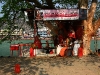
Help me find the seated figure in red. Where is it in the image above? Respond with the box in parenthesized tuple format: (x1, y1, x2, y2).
(34, 36, 42, 49)
(68, 30, 76, 42)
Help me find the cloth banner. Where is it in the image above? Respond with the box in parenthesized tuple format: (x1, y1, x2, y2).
(36, 9, 79, 20)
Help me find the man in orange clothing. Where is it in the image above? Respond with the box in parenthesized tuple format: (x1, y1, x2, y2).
(59, 38, 69, 57)
(59, 47, 67, 57)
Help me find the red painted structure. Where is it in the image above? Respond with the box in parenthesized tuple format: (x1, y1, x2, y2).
(10, 44, 19, 56)
(10, 44, 30, 56)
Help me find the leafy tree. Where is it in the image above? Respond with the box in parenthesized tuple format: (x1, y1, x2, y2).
(0, 0, 100, 55)
(0, 0, 77, 40)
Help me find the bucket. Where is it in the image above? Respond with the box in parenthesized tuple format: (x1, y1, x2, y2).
(14, 64, 21, 74)
(78, 47, 83, 58)
(30, 47, 35, 57)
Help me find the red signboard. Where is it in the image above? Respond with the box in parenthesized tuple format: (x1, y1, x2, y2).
(36, 9, 79, 20)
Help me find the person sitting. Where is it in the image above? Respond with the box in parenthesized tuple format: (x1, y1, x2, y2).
(64, 37, 73, 57)
(73, 40, 80, 56)
(59, 46, 67, 57)
(43, 40, 50, 54)
(59, 38, 68, 57)
(45, 40, 49, 48)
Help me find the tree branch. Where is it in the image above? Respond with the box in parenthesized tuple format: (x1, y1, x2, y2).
(26, 0, 55, 9)
(78, 0, 88, 9)
(25, 1, 35, 9)
(87, 0, 97, 22)
(44, 21, 58, 35)
(26, 0, 43, 8)
(26, 0, 42, 6)
(45, 0, 55, 9)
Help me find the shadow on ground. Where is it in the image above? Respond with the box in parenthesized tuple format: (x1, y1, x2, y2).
(0, 55, 100, 75)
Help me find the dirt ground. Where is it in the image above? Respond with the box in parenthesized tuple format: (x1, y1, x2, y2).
(0, 55, 100, 75)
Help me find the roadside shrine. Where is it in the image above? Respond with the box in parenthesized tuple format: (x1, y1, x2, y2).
(10, 9, 87, 57)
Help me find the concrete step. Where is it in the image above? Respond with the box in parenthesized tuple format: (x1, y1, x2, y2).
(22, 52, 57, 57)
(36, 54, 57, 57)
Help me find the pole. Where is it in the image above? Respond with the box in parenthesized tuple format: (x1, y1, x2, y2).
(94, 33, 98, 53)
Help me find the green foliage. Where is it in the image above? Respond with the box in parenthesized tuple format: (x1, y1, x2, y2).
(0, 0, 79, 28)
(94, 1, 100, 20)
(1, 0, 27, 19)
(0, 0, 88, 43)
(0, 0, 28, 42)
(54, 0, 78, 5)
(0, 0, 79, 19)
(54, 0, 78, 8)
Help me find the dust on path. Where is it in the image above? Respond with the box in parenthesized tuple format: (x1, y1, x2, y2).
(0, 55, 100, 75)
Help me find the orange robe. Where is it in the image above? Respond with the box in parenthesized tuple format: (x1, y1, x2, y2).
(68, 32, 76, 38)
(59, 47, 67, 57)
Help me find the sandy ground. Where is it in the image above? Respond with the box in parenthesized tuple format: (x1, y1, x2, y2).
(0, 55, 100, 75)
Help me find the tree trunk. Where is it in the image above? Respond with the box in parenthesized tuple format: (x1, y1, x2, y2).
(83, 31, 92, 55)
(44, 21, 58, 35)
(79, 0, 97, 56)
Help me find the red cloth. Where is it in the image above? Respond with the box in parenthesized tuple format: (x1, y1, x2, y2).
(10, 45, 19, 50)
(68, 32, 76, 38)
(50, 50, 53, 54)
(34, 41, 42, 49)
(78, 47, 83, 58)
(30, 47, 34, 57)
(34, 37, 42, 49)
(59, 47, 67, 57)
